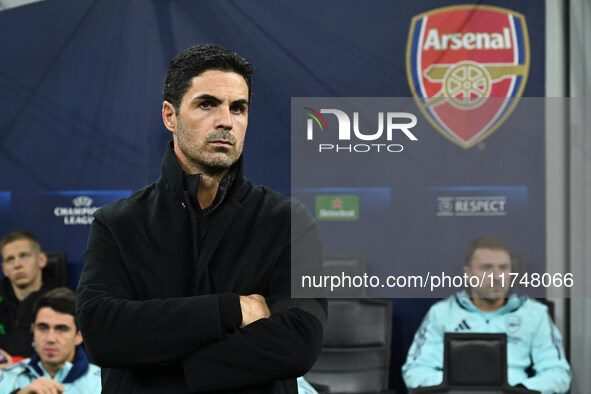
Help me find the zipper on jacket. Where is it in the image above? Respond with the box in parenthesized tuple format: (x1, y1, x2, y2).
(183, 191, 201, 264)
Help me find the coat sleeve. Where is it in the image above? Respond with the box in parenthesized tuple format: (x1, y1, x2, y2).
(179, 200, 327, 392)
(181, 303, 325, 392)
(520, 307, 571, 394)
(0, 363, 29, 394)
(402, 306, 445, 389)
(76, 210, 228, 367)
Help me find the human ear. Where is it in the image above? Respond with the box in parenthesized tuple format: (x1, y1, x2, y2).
(162, 101, 177, 133)
(38, 252, 47, 269)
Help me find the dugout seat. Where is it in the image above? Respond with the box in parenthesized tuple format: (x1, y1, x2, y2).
(306, 298, 393, 393)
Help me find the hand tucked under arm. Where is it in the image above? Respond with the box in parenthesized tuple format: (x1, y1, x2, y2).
(239, 294, 271, 327)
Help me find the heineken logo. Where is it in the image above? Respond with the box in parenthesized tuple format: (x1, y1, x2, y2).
(315, 195, 359, 221)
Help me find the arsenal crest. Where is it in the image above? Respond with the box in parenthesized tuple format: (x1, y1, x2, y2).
(406, 5, 530, 148)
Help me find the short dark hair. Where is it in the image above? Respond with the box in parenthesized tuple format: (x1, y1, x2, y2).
(163, 44, 253, 112)
(1, 230, 42, 254)
(464, 235, 511, 266)
(33, 287, 78, 330)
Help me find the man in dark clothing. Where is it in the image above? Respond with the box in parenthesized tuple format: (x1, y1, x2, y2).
(76, 44, 326, 393)
(0, 231, 57, 365)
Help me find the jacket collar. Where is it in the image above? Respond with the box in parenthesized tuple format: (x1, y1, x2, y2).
(28, 345, 90, 383)
(454, 290, 525, 314)
(0, 276, 57, 304)
(156, 141, 245, 194)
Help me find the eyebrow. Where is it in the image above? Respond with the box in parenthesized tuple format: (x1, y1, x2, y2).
(193, 94, 249, 107)
(3, 252, 27, 261)
(35, 323, 71, 329)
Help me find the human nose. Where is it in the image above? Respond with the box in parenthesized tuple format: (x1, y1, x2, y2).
(492, 268, 505, 282)
(45, 329, 58, 343)
(214, 106, 233, 130)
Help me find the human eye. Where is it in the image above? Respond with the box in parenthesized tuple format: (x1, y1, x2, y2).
(56, 326, 70, 333)
(230, 103, 247, 114)
(35, 324, 49, 332)
(198, 100, 214, 109)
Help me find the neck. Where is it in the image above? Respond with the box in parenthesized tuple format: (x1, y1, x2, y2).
(173, 149, 229, 209)
(471, 296, 505, 312)
(42, 360, 66, 378)
(12, 279, 42, 302)
(40, 346, 76, 378)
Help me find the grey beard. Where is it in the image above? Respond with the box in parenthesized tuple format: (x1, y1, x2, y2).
(198, 158, 233, 177)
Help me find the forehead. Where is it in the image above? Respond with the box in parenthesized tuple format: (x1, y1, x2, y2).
(35, 307, 76, 328)
(471, 248, 511, 265)
(183, 70, 249, 101)
(2, 239, 35, 257)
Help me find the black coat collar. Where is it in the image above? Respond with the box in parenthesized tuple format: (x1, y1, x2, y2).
(156, 141, 245, 194)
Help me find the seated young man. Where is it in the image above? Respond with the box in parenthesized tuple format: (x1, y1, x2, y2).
(402, 235, 571, 394)
(0, 287, 100, 394)
(0, 231, 59, 364)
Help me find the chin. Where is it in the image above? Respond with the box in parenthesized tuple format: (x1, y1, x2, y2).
(478, 291, 503, 301)
(201, 156, 239, 172)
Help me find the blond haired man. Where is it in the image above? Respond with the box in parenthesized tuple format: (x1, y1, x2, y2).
(0, 231, 57, 365)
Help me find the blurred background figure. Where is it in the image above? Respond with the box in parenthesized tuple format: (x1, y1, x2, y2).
(0, 287, 100, 394)
(0, 231, 59, 368)
(403, 235, 571, 393)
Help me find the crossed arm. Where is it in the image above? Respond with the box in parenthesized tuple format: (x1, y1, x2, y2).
(76, 208, 326, 392)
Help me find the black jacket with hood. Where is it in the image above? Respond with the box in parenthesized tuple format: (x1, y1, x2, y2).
(76, 142, 326, 393)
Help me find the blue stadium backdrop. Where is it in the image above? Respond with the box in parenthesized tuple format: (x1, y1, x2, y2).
(0, 1, 544, 392)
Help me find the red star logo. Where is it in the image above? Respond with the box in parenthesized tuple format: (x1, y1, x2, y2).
(331, 197, 343, 209)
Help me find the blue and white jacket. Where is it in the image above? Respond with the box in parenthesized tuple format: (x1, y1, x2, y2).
(402, 292, 571, 394)
(0, 346, 100, 394)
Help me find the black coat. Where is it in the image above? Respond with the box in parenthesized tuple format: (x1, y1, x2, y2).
(0, 275, 58, 357)
(76, 143, 326, 393)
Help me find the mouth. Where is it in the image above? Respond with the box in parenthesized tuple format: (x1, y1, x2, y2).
(14, 273, 26, 280)
(490, 287, 506, 295)
(209, 140, 234, 147)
